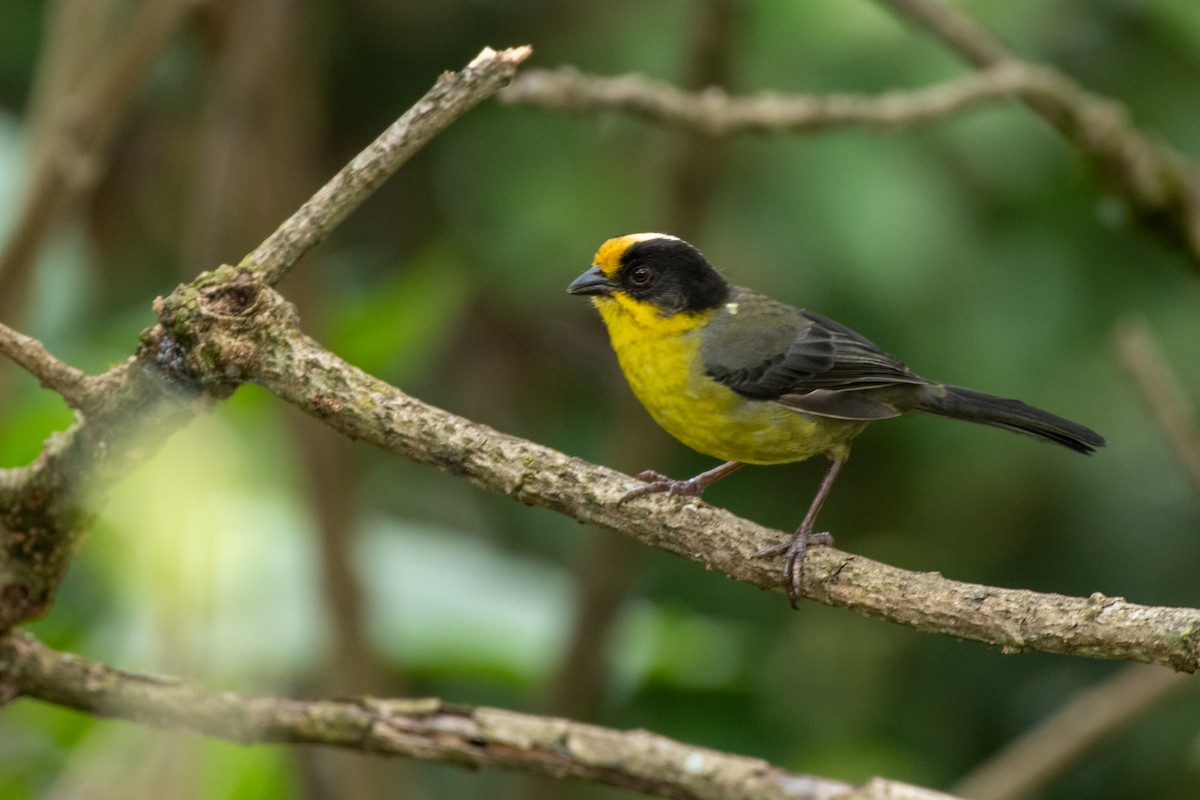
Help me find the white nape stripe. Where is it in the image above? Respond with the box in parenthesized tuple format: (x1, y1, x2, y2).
(625, 232, 681, 244)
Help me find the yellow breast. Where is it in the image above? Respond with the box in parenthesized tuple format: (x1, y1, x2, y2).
(594, 294, 865, 465)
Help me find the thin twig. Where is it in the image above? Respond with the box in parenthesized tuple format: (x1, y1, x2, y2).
(0, 630, 964, 800)
(1115, 317, 1200, 496)
(952, 664, 1195, 800)
(0, 321, 92, 409)
(240, 45, 532, 285)
(502, 62, 1064, 137)
(875, 0, 1011, 67)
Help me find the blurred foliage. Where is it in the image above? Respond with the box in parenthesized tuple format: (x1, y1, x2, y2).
(2, 1, 1200, 799)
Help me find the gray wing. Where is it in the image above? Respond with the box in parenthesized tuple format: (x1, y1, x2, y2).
(702, 291, 927, 421)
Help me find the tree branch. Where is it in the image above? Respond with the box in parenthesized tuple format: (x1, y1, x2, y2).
(951, 664, 1194, 800)
(145, 270, 1200, 672)
(505, 9, 1200, 267)
(501, 62, 1066, 136)
(1, 33, 1195, 685)
(4, 29, 1186, 799)
(0, 320, 93, 409)
(1115, 317, 1200, 496)
(0, 46, 531, 631)
(0, 630, 964, 800)
(875, 0, 1012, 68)
(875, 0, 1200, 265)
(240, 45, 531, 285)
(0, 354, 198, 629)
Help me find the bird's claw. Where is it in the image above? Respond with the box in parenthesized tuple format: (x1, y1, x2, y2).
(754, 529, 834, 608)
(619, 472, 700, 503)
(618, 470, 707, 504)
(617, 462, 744, 505)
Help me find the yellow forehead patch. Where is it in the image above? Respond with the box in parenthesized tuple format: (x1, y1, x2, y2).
(593, 232, 678, 276)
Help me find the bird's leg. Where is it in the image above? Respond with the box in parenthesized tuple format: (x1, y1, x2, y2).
(754, 455, 845, 608)
(619, 460, 744, 504)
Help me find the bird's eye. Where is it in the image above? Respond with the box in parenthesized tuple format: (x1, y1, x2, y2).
(630, 266, 652, 285)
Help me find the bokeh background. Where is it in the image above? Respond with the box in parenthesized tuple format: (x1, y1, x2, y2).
(1, 1, 1199, 798)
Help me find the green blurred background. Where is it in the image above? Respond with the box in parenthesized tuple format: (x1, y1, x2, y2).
(1, 1, 1198, 798)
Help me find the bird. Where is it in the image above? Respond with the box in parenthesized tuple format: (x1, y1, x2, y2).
(567, 232, 1105, 607)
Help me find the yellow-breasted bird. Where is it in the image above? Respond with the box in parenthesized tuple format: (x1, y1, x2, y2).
(568, 233, 1105, 607)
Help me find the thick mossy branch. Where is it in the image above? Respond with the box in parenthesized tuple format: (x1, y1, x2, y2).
(0, 360, 199, 629)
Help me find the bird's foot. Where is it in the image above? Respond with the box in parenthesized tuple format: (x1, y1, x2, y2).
(753, 527, 835, 609)
(618, 470, 708, 504)
(618, 461, 744, 505)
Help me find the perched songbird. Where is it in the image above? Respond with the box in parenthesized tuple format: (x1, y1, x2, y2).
(568, 233, 1104, 606)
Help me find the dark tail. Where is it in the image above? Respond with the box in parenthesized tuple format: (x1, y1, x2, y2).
(918, 385, 1105, 454)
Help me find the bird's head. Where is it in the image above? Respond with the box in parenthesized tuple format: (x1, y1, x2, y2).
(567, 233, 729, 319)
